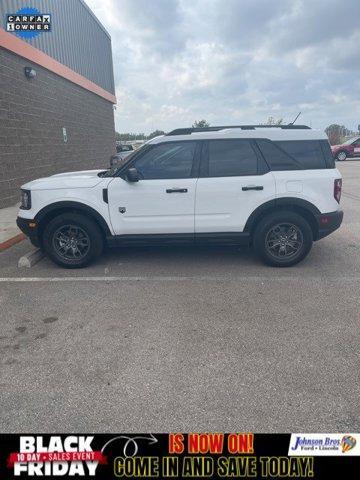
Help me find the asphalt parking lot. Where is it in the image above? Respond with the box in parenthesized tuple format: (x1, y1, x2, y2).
(0, 161, 359, 433)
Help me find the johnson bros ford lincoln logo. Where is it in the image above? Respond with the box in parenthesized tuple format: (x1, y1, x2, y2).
(288, 433, 359, 456)
(6, 7, 51, 39)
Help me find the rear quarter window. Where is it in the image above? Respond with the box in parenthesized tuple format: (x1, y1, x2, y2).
(275, 140, 326, 169)
(256, 139, 301, 171)
(319, 140, 335, 168)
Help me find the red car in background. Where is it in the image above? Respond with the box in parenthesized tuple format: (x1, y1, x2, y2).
(331, 136, 360, 161)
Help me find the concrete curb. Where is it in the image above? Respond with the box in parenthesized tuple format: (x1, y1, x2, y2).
(18, 249, 44, 268)
(0, 233, 25, 252)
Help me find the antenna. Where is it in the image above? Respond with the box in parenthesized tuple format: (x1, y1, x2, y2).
(289, 112, 301, 125)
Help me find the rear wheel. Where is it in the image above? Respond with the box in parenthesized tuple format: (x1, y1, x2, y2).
(336, 150, 347, 161)
(253, 211, 313, 267)
(42, 213, 103, 268)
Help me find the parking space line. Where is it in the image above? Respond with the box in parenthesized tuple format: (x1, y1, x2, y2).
(0, 275, 359, 282)
(1, 276, 264, 282)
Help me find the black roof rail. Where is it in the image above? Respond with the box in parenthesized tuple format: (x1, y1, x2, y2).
(166, 125, 311, 136)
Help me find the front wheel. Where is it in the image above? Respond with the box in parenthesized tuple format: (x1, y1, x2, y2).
(42, 213, 103, 268)
(336, 150, 347, 161)
(253, 211, 313, 267)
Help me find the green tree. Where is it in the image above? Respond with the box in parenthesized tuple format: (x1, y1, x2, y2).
(192, 119, 210, 128)
(148, 130, 165, 139)
(266, 116, 283, 125)
(115, 132, 147, 142)
(325, 124, 352, 145)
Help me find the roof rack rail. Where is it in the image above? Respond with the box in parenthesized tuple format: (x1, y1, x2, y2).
(166, 125, 311, 136)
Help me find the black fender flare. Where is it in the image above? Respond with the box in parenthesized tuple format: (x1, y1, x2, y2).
(244, 198, 321, 233)
(35, 201, 112, 237)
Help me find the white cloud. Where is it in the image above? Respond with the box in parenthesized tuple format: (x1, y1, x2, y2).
(86, 0, 360, 133)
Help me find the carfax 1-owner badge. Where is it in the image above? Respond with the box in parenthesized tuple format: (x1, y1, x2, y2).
(6, 7, 51, 39)
(7, 436, 106, 476)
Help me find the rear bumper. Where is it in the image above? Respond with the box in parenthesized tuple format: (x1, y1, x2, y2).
(16, 217, 40, 247)
(315, 210, 343, 240)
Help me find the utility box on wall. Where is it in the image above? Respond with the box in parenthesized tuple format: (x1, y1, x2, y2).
(62, 128, 68, 143)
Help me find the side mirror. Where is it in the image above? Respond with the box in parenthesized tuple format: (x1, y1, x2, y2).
(126, 167, 140, 182)
(110, 154, 119, 167)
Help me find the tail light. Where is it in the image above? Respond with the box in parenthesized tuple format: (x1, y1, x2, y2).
(334, 178, 342, 203)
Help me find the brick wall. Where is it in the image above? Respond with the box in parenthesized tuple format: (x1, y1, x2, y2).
(0, 47, 116, 208)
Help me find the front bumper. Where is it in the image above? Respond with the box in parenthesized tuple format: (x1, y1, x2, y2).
(16, 217, 40, 247)
(315, 210, 343, 240)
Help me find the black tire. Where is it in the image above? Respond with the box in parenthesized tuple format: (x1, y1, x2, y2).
(42, 213, 103, 268)
(253, 211, 313, 267)
(336, 150, 347, 161)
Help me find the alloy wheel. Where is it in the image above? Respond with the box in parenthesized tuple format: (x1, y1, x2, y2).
(53, 224, 90, 260)
(265, 223, 304, 260)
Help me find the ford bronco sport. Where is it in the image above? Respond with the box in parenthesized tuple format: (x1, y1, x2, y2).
(17, 125, 343, 268)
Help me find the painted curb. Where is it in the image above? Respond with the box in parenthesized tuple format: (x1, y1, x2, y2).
(0, 233, 25, 252)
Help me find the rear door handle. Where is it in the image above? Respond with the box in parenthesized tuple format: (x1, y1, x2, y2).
(242, 185, 264, 191)
(166, 188, 188, 193)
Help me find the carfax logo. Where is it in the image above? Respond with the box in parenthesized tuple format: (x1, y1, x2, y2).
(7, 436, 106, 476)
(288, 433, 360, 457)
(6, 7, 51, 39)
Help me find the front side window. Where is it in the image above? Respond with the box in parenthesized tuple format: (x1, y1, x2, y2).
(208, 140, 258, 177)
(133, 142, 196, 179)
(344, 136, 359, 145)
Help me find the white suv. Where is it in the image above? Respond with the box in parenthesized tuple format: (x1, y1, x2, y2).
(17, 125, 343, 268)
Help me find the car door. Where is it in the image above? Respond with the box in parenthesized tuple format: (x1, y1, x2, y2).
(107, 141, 199, 235)
(352, 139, 360, 157)
(195, 139, 275, 233)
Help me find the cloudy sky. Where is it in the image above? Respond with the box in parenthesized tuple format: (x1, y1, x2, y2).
(86, 0, 360, 134)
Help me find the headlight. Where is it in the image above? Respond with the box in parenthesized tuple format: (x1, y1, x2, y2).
(20, 189, 31, 210)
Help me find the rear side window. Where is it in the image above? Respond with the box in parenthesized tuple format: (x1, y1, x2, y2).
(275, 140, 326, 169)
(256, 139, 301, 171)
(208, 140, 258, 177)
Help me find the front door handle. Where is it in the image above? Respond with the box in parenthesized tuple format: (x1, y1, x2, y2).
(166, 188, 188, 193)
(242, 185, 264, 191)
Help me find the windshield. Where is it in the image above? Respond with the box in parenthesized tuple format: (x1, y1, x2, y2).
(116, 144, 133, 153)
(343, 137, 359, 145)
